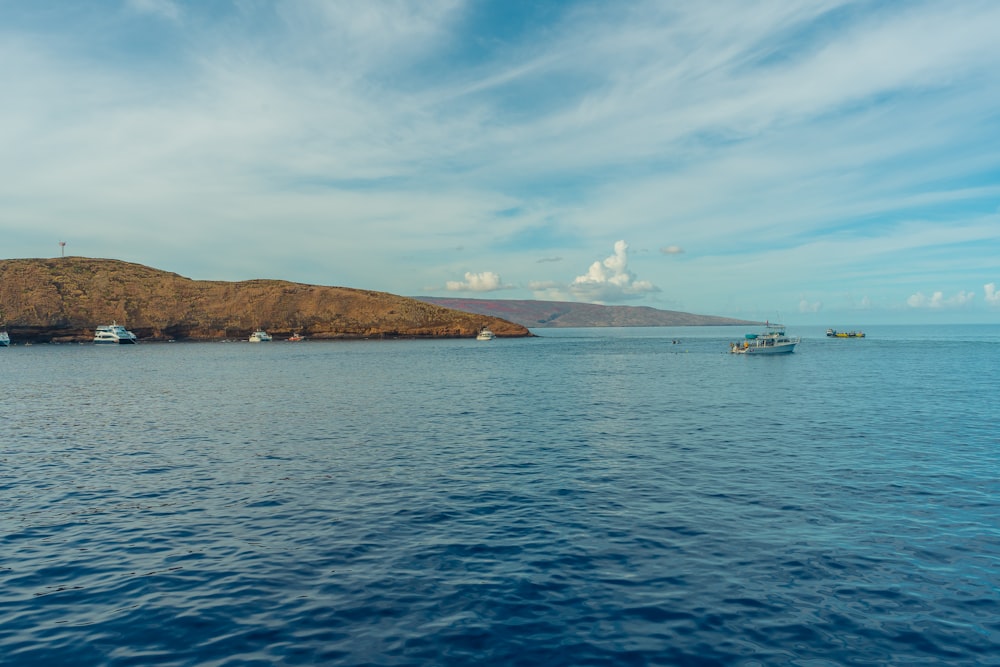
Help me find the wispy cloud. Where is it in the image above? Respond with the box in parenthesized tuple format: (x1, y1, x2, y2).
(127, 0, 181, 22)
(1, 1, 999, 321)
(446, 271, 510, 292)
(984, 283, 1000, 306)
(798, 299, 822, 314)
(906, 290, 976, 309)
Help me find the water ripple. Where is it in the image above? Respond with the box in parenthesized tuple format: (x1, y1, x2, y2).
(2, 330, 999, 665)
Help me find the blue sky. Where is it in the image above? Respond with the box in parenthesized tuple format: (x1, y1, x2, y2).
(2, 1, 999, 324)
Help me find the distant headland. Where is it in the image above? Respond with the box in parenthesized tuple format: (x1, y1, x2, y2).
(414, 297, 758, 328)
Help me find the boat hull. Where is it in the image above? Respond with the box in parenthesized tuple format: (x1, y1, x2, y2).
(739, 342, 797, 355)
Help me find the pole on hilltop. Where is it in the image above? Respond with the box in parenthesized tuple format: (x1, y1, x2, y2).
(59, 241, 66, 257)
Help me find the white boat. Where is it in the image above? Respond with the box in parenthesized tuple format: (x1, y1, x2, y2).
(0, 331, 9, 347)
(94, 322, 138, 344)
(249, 330, 272, 342)
(730, 323, 798, 355)
(476, 327, 496, 341)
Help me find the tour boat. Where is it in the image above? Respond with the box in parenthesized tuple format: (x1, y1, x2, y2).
(94, 322, 138, 344)
(826, 329, 865, 338)
(730, 323, 798, 355)
(249, 330, 272, 342)
(0, 331, 9, 347)
(476, 327, 496, 341)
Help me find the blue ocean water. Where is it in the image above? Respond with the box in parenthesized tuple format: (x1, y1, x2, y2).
(1, 325, 998, 666)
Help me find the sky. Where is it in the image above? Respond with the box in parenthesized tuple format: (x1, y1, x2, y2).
(2, 1, 1000, 325)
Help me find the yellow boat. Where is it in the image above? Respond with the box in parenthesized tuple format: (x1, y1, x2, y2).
(826, 329, 865, 338)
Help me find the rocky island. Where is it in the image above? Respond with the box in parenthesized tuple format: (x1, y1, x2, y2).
(0, 257, 530, 343)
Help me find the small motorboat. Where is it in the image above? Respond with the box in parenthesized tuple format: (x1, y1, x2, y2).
(249, 330, 272, 342)
(826, 329, 865, 338)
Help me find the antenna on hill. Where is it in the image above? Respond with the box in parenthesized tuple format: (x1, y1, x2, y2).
(59, 241, 66, 257)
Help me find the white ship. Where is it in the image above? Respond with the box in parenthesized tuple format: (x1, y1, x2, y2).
(94, 322, 138, 344)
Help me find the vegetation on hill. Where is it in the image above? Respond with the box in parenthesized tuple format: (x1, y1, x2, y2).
(0, 257, 530, 342)
(415, 297, 758, 328)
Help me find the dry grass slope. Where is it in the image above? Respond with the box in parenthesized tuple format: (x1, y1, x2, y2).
(0, 257, 530, 342)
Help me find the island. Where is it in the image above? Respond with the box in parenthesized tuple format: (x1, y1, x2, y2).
(0, 257, 531, 343)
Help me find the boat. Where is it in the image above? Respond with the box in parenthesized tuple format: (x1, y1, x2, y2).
(476, 327, 496, 341)
(249, 330, 272, 342)
(93, 322, 138, 344)
(826, 329, 865, 338)
(287, 332, 304, 342)
(0, 331, 9, 347)
(730, 323, 799, 355)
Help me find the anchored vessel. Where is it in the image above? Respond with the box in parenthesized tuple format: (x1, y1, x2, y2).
(731, 323, 799, 355)
(94, 322, 138, 344)
(249, 330, 272, 342)
(826, 329, 865, 338)
(0, 331, 9, 347)
(476, 327, 496, 341)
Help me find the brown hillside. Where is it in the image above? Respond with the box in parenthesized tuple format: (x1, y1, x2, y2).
(0, 257, 530, 342)
(415, 297, 758, 327)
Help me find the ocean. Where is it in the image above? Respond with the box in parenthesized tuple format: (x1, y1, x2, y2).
(1, 325, 998, 666)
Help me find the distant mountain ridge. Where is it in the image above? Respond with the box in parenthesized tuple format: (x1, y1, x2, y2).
(0, 257, 530, 342)
(414, 297, 758, 328)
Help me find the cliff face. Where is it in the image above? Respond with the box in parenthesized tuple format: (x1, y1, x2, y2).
(0, 257, 530, 342)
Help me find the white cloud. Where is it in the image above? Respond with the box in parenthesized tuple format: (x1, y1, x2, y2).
(798, 299, 822, 313)
(3, 3, 1000, 322)
(528, 280, 562, 290)
(568, 240, 659, 303)
(985, 283, 1000, 306)
(445, 271, 509, 292)
(906, 290, 975, 308)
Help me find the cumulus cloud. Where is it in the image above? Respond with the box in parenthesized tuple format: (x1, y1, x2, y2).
(906, 290, 975, 308)
(985, 283, 1000, 306)
(798, 299, 822, 313)
(660, 245, 685, 255)
(445, 271, 509, 292)
(569, 240, 659, 303)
